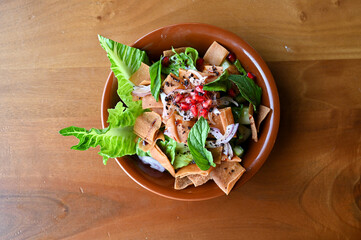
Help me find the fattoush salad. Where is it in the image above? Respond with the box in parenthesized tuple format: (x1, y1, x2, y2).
(60, 35, 271, 195)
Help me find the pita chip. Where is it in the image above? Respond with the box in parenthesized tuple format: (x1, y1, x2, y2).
(175, 164, 213, 178)
(209, 147, 223, 164)
(249, 104, 258, 142)
(187, 174, 210, 187)
(130, 63, 150, 86)
(256, 105, 271, 131)
(210, 161, 246, 195)
(134, 112, 162, 143)
(163, 47, 187, 57)
(142, 95, 163, 109)
(149, 145, 175, 177)
(174, 176, 193, 190)
(203, 41, 229, 66)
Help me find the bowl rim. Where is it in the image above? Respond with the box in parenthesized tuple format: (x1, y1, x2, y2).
(101, 23, 280, 201)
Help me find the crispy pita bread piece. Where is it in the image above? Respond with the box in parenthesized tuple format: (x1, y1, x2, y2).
(129, 63, 150, 86)
(203, 41, 229, 66)
(210, 161, 246, 195)
(165, 114, 181, 142)
(163, 47, 187, 57)
(132, 94, 142, 102)
(249, 104, 258, 142)
(138, 132, 165, 152)
(174, 176, 193, 190)
(151, 108, 163, 116)
(134, 112, 162, 143)
(174, 114, 195, 143)
(228, 155, 242, 162)
(256, 105, 271, 131)
(175, 164, 213, 178)
(163, 73, 188, 94)
(209, 147, 223, 164)
(150, 145, 175, 177)
(210, 107, 234, 135)
(226, 65, 240, 75)
(142, 95, 163, 109)
(139, 80, 151, 86)
(188, 174, 210, 187)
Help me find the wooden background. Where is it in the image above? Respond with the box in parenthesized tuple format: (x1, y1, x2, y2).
(1, 0, 360, 239)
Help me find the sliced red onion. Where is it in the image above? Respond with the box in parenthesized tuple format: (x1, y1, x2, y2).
(212, 107, 221, 115)
(217, 97, 239, 107)
(207, 123, 239, 148)
(227, 143, 233, 159)
(138, 156, 165, 172)
(132, 85, 151, 97)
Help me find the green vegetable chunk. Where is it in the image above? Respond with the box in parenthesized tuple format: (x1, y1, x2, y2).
(229, 74, 262, 111)
(157, 135, 177, 164)
(149, 57, 162, 101)
(187, 117, 215, 171)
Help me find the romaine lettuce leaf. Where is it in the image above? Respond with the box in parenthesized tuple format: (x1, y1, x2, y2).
(187, 117, 215, 170)
(149, 57, 162, 101)
(98, 35, 149, 107)
(157, 135, 177, 164)
(185, 47, 198, 66)
(59, 126, 137, 165)
(136, 138, 151, 157)
(107, 101, 144, 128)
(173, 142, 193, 169)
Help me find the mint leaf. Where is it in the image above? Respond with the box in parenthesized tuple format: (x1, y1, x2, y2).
(59, 126, 137, 165)
(187, 117, 215, 170)
(149, 57, 162, 101)
(203, 70, 230, 92)
(234, 59, 247, 75)
(229, 74, 262, 111)
(185, 47, 198, 65)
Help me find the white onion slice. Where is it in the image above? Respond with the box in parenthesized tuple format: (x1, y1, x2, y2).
(217, 97, 239, 106)
(138, 156, 165, 172)
(132, 85, 151, 97)
(207, 123, 239, 148)
(226, 143, 233, 159)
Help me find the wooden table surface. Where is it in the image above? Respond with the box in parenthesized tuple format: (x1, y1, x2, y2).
(1, 0, 361, 239)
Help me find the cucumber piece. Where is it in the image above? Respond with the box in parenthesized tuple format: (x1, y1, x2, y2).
(221, 59, 232, 70)
(233, 146, 244, 157)
(237, 125, 251, 143)
(238, 107, 250, 125)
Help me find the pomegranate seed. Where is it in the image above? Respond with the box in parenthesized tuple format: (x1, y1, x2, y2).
(227, 52, 236, 63)
(190, 105, 198, 117)
(174, 94, 183, 103)
(161, 56, 170, 67)
(180, 103, 190, 111)
(247, 72, 255, 79)
(228, 88, 236, 98)
(200, 109, 208, 118)
(195, 85, 204, 93)
(185, 96, 196, 104)
(196, 58, 204, 71)
(202, 99, 212, 109)
(195, 94, 205, 102)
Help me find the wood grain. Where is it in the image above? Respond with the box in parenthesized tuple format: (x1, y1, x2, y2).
(0, 0, 360, 239)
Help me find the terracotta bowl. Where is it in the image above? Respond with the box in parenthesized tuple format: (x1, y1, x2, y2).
(101, 23, 280, 201)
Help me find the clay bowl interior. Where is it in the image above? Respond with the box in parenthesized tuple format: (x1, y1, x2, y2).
(101, 23, 280, 201)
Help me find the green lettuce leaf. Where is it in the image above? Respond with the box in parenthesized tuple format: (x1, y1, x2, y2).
(234, 59, 247, 75)
(173, 142, 193, 169)
(107, 101, 144, 128)
(136, 138, 151, 157)
(203, 70, 230, 92)
(185, 47, 198, 65)
(98, 35, 149, 107)
(161, 47, 197, 76)
(229, 74, 262, 111)
(149, 57, 162, 101)
(59, 126, 137, 165)
(157, 135, 177, 164)
(187, 117, 215, 170)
